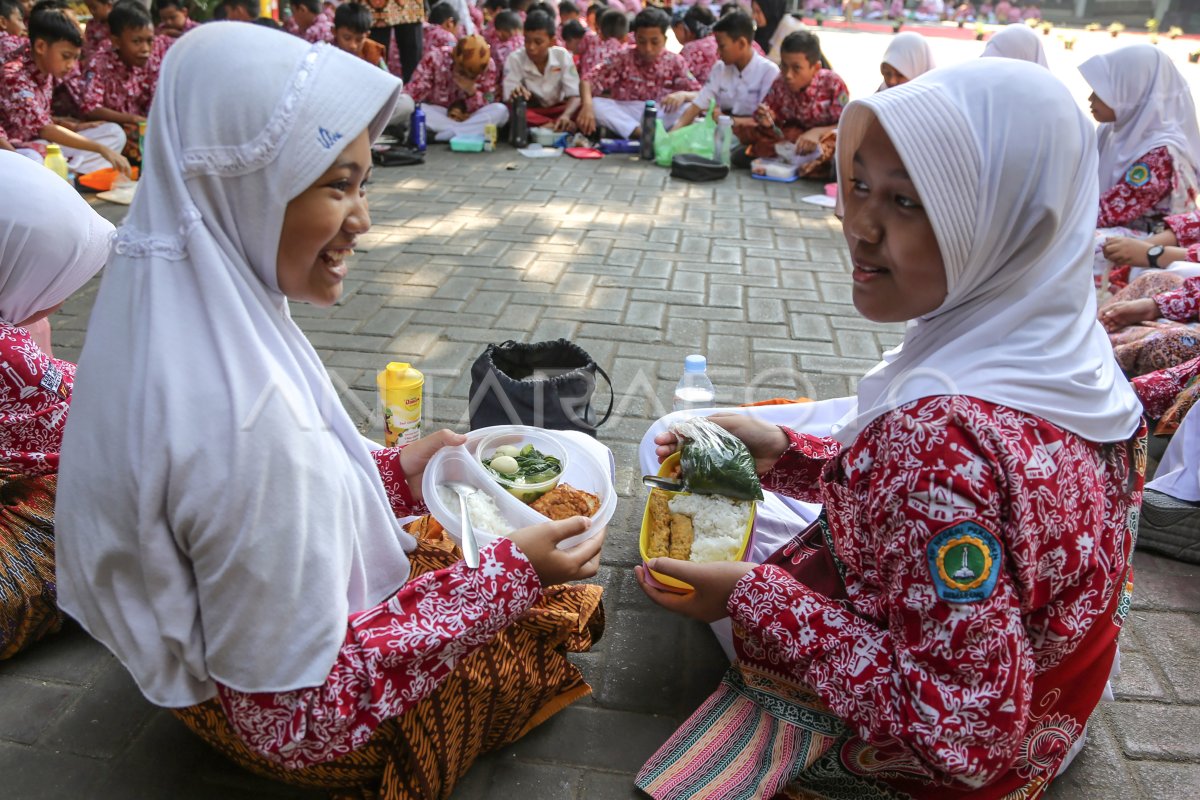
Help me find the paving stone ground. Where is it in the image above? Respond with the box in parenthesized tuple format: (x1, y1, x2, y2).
(4, 27, 1200, 800)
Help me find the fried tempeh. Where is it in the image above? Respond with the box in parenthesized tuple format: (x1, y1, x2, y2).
(647, 490, 672, 558)
(668, 513, 693, 560)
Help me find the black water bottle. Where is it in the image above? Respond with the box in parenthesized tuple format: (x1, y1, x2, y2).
(639, 100, 657, 161)
(511, 95, 529, 148)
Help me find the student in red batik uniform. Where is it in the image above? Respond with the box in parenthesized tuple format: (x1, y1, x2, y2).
(54, 24, 604, 800)
(0, 152, 113, 660)
(635, 59, 1145, 800)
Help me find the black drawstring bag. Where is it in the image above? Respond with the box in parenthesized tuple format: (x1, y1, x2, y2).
(468, 339, 613, 436)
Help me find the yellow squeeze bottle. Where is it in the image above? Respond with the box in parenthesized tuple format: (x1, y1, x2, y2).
(377, 362, 423, 447)
(43, 144, 69, 182)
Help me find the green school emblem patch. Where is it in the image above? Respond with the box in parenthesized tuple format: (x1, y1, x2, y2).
(926, 521, 1002, 604)
(1125, 162, 1151, 187)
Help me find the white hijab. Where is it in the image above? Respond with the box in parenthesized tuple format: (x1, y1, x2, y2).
(55, 23, 410, 707)
(881, 31, 936, 82)
(0, 151, 113, 326)
(1078, 44, 1200, 200)
(831, 59, 1142, 446)
(980, 24, 1048, 68)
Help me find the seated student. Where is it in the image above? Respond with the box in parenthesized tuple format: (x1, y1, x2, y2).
(333, 2, 386, 69)
(669, 11, 777, 137)
(503, 9, 580, 130)
(81, 0, 114, 65)
(423, 1, 459, 53)
(558, 0, 579, 30)
(994, 0, 1014, 22)
(738, 29, 848, 175)
(0, 3, 130, 175)
(1081, 45, 1200, 232)
(578, 7, 698, 139)
(480, 0, 509, 43)
(635, 59, 1144, 800)
(560, 17, 591, 63)
(578, 6, 626, 78)
(154, 0, 197, 37)
(488, 10, 523, 80)
(284, 0, 333, 43)
(78, 1, 170, 163)
(219, 0, 255, 21)
(980, 22, 1048, 67)
(879, 30, 934, 88)
(751, 0, 783, 50)
(584, 0, 606, 31)
(673, 5, 716, 83)
(0, 150, 113, 660)
(407, 32, 510, 140)
(53, 23, 603, 800)
(0, 0, 28, 62)
(332, 0, 414, 130)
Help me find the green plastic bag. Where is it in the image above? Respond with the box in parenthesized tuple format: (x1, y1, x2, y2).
(669, 417, 764, 501)
(654, 102, 717, 167)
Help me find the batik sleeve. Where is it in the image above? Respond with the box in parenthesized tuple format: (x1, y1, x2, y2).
(1133, 355, 1200, 419)
(1154, 276, 1200, 323)
(758, 426, 841, 503)
(216, 538, 542, 770)
(1164, 210, 1200, 262)
(370, 446, 427, 518)
(729, 410, 1037, 789)
(1096, 147, 1175, 228)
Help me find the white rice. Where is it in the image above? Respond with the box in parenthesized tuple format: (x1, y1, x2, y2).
(667, 493, 752, 563)
(438, 487, 514, 536)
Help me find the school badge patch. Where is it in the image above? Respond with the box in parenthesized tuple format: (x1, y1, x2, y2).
(1124, 162, 1151, 187)
(926, 521, 1002, 604)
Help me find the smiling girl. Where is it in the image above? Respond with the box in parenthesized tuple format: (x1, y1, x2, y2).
(635, 59, 1144, 800)
(53, 23, 603, 799)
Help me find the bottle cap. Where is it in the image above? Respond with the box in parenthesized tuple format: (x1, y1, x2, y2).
(646, 100, 657, 110)
(718, 116, 733, 126)
(684, 354, 707, 373)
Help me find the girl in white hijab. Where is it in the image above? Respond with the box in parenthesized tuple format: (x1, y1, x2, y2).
(0, 151, 112, 660)
(980, 23, 1048, 67)
(54, 22, 603, 797)
(635, 60, 1143, 800)
(879, 30, 935, 89)
(1081, 44, 1200, 231)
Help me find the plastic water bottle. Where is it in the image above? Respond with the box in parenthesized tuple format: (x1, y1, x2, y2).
(410, 103, 427, 152)
(43, 144, 69, 181)
(639, 100, 657, 161)
(673, 355, 716, 412)
(715, 115, 733, 166)
(511, 95, 529, 148)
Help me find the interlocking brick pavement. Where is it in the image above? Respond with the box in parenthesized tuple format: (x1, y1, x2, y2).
(5, 56, 1200, 795)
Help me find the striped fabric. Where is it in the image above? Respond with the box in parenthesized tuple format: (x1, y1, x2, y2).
(0, 473, 63, 660)
(637, 663, 842, 800)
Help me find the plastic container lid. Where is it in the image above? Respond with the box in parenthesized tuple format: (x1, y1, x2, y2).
(684, 354, 707, 373)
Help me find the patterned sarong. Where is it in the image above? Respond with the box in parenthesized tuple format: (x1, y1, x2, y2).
(0, 473, 63, 660)
(174, 520, 603, 800)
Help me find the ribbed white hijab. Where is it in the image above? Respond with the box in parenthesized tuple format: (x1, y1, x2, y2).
(1078, 44, 1200, 199)
(830, 59, 1142, 446)
(980, 24, 1049, 68)
(0, 151, 113, 326)
(55, 23, 411, 707)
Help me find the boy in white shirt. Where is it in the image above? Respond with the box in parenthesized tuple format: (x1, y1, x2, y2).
(503, 10, 581, 131)
(668, 11, 778, 136)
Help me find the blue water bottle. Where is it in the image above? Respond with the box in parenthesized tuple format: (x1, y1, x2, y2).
(410, 103, 427, 152)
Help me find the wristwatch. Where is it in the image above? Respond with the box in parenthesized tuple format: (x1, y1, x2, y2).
(1147, 245, 1165, 269)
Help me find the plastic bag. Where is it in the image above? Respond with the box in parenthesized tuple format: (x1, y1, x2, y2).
(669, 417, 763, 501)
(654, 102, 717, 167)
